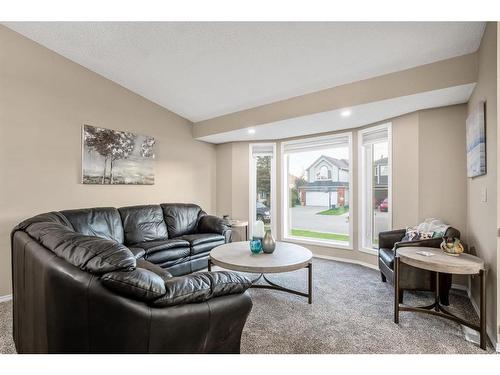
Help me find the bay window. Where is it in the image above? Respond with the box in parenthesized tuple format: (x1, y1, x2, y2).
(358, 123, 392, 252)
(282, 133, 352, 248)
(249, 143, 276, 238)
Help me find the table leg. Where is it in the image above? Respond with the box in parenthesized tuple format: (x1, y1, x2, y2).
(308, 262, 313, 304)
(394, 256, 400, 324)
(208, 257, 212, 272)
(480, 269, 486, 350)
(435, 271, 440, 312)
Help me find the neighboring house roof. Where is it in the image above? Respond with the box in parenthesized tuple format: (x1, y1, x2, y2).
(305, 155, 349, 171)
(374, 156, 388, 165)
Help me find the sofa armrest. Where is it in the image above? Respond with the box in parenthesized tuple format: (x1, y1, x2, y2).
(378, 229, 406, 250)
(197, 215, 232, 242)
(151, 271, 251, 307)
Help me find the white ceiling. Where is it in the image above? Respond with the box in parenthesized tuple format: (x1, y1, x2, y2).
(4, 22, 485, 122)
(197, 83, 476, 144)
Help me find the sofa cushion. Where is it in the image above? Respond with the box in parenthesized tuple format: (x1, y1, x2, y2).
(24, 221, 136, 274)
(61, 207, 124, 243)
(118, 205, 168, 245)
(129, 247, 146, 259)
(145, 247, 191, 265)
(161, 203, 205, 237)
(179, 233, 225, 246)
(136, 259, 173, 279)
(379, 248, 395, 269)
(151, 271, 251, 307)
(132, 238, 190, 255)
(101, 268, 166, 302)
(191, 240, 225, 256)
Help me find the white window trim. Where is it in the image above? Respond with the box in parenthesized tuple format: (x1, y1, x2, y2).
(249, 143, 277, 239)
(281, 132, 354, 250)
(357, 123, 392, 255)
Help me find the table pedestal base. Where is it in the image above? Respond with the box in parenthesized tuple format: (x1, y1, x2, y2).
(208, 259, 312, 304)
(394, 256, 486, 350)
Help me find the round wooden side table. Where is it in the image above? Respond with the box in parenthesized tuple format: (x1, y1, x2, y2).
(227, 220, 249, 241)
(394, 246, 486, 349)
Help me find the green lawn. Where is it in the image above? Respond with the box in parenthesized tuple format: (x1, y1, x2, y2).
(291, 229, 349, 242)
(316, 206, 349, 216)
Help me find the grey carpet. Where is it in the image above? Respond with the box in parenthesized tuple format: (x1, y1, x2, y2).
(0, 259, 494, 354)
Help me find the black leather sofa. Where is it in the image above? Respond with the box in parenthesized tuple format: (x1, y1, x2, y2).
(11, 203, 253, 353)
(378, 227, 460, 305)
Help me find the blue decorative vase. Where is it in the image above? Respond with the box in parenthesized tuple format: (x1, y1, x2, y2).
(249, 238, 262, 254)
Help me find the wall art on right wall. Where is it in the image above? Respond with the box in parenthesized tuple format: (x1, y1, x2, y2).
(466, 101, 486, 178)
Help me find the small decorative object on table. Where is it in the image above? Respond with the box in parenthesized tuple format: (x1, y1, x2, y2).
(440, 236, 464, 256)
(249, 239, 262, 254)
(250, 220, 265, 254)
(262, 230, 276, 254)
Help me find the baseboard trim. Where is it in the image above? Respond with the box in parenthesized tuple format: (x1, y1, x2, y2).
(0, 294, 12, 303)
(452, 282, 498, 352)
(313, 254, 379, 271)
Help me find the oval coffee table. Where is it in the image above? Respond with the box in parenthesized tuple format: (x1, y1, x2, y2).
(209, 241, 313, 304)
(394, 246, 486, 349)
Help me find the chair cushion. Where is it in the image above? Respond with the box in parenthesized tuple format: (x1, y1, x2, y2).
(101, 268, 166, 302)
(132, 239, 190, 255)
(118, 205, 168, 245)
(179, 233, 225, 246)
(61, 207, 124, 243)
(379, 248, 395, 269)
(161, 203, 205, 237)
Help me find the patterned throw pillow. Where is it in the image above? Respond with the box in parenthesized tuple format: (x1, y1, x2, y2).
(401, 227, 435, 242)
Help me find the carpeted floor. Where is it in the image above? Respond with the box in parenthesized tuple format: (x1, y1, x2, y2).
(0, 258, 494, 354)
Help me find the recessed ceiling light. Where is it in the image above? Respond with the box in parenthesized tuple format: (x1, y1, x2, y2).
(341, 110, 352, 117)
(248, 128, 256, 134)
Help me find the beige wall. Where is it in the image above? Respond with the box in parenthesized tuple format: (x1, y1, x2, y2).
(466, 22, 498, 347)
(216, 105, 467, 268)
(195, 53, 477, 138)
(0, 26, 217, 296)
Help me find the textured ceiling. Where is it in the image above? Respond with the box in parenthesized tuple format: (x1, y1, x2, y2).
(4, 22, 485, 122)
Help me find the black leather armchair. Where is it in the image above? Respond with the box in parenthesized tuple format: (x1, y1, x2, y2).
(378, 227, 460, 305)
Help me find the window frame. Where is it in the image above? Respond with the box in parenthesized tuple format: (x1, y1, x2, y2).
(281, 132, 354, 250)
(357, 123, 392, 255)
(249, 143, 277, 239)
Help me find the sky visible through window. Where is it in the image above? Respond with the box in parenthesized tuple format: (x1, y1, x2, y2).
(288, 146, 349, 179)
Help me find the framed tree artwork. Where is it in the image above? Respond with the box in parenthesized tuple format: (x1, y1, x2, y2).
(466, 101, 486, 178)
(82, 125, 155, 185)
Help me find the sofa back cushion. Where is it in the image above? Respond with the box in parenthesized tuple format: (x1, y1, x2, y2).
(161, 203, 205, 238)
(61, 207, 124, 243)
(22, 221, 136, 274)
(119, 205, 168, 245)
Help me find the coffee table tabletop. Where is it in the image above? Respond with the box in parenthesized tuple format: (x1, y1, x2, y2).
(209, 241, 312, 273)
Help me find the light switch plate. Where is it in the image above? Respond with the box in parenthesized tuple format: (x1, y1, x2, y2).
(481, 187, 487, 202)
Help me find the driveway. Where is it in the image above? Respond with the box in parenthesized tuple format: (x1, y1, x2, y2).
(290, 206, 389, 235)
(291, 206, 349, 234)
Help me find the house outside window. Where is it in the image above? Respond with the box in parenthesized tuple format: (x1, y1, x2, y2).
(282, 133, 352, 248)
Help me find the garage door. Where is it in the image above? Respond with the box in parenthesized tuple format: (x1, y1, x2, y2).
(306, 192, 330, 207)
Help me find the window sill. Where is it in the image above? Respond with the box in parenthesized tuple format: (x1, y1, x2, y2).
(282, 236, 353, 250)
(358, 247, 378, 256)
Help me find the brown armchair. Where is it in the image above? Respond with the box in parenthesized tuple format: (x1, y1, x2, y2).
(378, 227, 460, 306)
